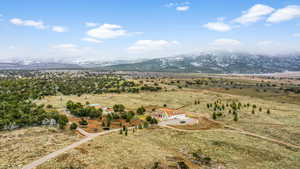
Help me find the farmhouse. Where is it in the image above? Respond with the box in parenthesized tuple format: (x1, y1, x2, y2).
(88, 104, 113, 115)
(153, 108, 186, 120)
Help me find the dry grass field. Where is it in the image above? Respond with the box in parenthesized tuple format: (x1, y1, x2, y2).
(37, 127, 300, 169)
(32, 81, 300, 169)
(0, 127, 80, 169)
(37, 87, 300, 145)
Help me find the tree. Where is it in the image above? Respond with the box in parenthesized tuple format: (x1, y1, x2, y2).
(234, 113, 238, 121)
(150, 118, 158, 124)
(138, 124, 143, 129)
(212, 112, 217, 120)
(113, 104, 125, 112)
(46, 104, 53, 109)
(58, 115, 68, 129)
(259, 107, 262, 112)
(143, 121, 149, 128)
(266, 109, 271, 114)
(79, 118, 88, 125)
(70, 122, 78, 130)
(146, 116, 152, 122)
(136, 106, 146, 115)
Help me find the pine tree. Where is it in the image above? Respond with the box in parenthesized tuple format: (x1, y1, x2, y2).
(234, 113, 238, 121)
(212, 112, 217, 120)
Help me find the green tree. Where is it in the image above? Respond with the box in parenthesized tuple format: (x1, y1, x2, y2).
(234, 113, 238, 121)
(58, 115, 68, 129)
(136, 106, 146, 115)
(70, 122, 78, 130)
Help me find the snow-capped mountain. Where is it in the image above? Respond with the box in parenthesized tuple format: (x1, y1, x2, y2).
(102, 51, 300, 74)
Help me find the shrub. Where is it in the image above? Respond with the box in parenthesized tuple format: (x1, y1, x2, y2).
(143, 121, 149, 128)
(79, 118, 88, 125)
(234, 113, 238, 121)
(212, 112, 217, 120)
(136, 106, 146, 115)
(138, 124, 143, 129)
(57, 115, 68, 129)
(70, 122, 78, 130)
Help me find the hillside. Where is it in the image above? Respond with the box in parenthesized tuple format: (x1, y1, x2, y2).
(102, 52, 300, 74)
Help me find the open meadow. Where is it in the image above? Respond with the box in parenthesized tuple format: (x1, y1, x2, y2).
(0, 127, 80, 169)
(37, 127, 300, 169)
(34, 80, 300, 168)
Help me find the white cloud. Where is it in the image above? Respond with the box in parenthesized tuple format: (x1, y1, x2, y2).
(234, 4, 274, 24)
(293, 33, 300, 38)
(165, 1, 190, 8)
(176, 6, 190, 11)
(86, 24, 127, 39)
(128, 40, 179, 52)
(10, 18, 46, 29)
(85, 22, 99, 27)
(165, 2, 190, 11)
(211, 39, 241, 46)
(203, 22, 231, 32)
(81, 37, 103, 43)
(267, 5, 300, 23)
(52, 26, 68, 32)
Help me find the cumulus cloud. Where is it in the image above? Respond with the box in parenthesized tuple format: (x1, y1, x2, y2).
(267, 5, 300, 23)
(203, 22, 231, 32)
(165, 1, 190, 11)
(211, 39, 241, 46)
(52, 26, 68, 32)
(234, 4, 274, 24)
(81, 37, 103, 43)
(85, 22, 99, 27)
(128, 40, 179, 52)
(176, 6, 190, 11)
(10, 18, 46, 29)
(86, 24, 127, 39)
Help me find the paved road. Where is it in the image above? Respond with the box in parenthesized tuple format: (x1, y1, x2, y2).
(21, 128, 121, 169)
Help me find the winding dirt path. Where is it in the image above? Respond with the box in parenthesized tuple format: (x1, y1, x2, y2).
(21, 128, 121, 169)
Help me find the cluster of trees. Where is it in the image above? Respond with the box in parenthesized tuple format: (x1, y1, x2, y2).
(207, 99, 270, 121)
(0, 78, 68, 130)
(66, 101, 102, 119)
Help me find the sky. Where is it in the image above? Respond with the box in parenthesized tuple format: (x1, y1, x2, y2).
(0, 0, 300, 63)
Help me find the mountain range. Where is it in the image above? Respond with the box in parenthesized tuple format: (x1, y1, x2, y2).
(1, 51, 300, 74)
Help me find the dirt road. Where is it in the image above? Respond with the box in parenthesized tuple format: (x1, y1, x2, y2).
(21, 128, 120, 169)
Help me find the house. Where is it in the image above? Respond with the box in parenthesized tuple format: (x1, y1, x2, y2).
(153, 108, 186, 120)
(88, 104, 112, 115)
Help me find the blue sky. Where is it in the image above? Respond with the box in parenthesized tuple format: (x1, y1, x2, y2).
(0, 0, 300, 62)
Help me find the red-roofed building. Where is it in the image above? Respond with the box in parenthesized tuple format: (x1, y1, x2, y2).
(153, 108, 186, 120)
